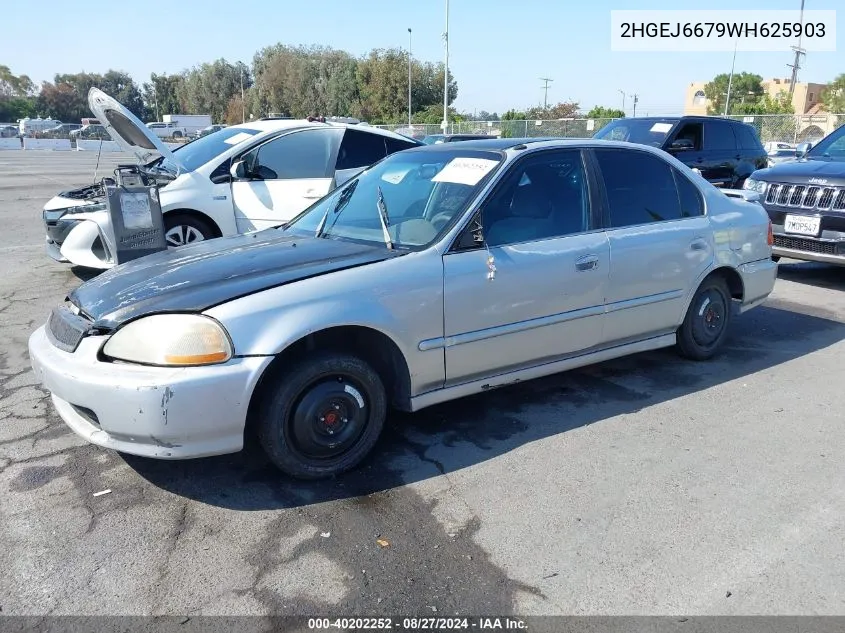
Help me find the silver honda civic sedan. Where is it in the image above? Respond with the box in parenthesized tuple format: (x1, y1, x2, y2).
(29, 138, 778, 479)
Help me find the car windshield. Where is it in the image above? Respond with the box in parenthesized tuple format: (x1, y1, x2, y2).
(593, 119, 678, 147)
(152, 127, 261, 173)
(807, 125, 845, 161)
(285, 148, 504, 249)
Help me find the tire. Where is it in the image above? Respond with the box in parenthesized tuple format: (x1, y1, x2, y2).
(163, 213, 215, 248)
(676, 275, 732, 361)
(257, 352, 387, 479)
(172, 131, 183, 138)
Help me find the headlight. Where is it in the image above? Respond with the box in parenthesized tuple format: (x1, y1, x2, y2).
(743, 178, 768, 194)
(103, 314, 233, 366)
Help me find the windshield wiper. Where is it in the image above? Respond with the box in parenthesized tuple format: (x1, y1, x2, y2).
(316, 180, 358, 238)
(376, 185, 393, 250)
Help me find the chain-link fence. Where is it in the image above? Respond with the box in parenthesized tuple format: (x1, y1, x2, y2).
(376, 113, 845, 144)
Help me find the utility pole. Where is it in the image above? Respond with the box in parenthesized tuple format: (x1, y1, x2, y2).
(618, 89, 626, 114)
(540, 77, 553, 110)
(441, 0, 450, 132)
(788, 0, 806, 95)
(724, 38, 738, 116)
(631, 93, 639, 117)
(240, 65, 245, 124)
(408, 28, 413, 127)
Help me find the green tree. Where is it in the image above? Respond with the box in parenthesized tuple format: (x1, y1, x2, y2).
(176, 59, 251, 124)
(821, 74, 845, 114)
(525, 101, 580, 120)
(586, 106, 625, 119)
(730, 91, 794, 115)
(0, 66, 37, 121)
(142, 73, 184, 121)
(501, 109, 526, 120)
(704, 72, 765, 115)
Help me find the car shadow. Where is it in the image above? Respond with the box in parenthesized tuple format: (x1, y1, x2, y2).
(70, 266, 102, 283)
(123, 300, 844, 510)
(776, 260, 845, 291)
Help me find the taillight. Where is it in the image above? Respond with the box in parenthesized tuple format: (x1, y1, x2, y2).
(767, 220, 774, 246)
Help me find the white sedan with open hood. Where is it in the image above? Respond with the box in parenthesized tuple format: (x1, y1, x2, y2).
(42, 88, 421, 269)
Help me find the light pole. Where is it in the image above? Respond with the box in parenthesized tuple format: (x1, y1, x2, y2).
(442, 0, 449, 132)
(408, 28, 412, 127)
(540, 78, 553, 110)
(724, 38, 738, 116)
(240, 65, 245, 124)
(618, 89, 626, 114)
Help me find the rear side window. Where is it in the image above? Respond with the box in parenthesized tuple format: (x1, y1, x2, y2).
(736, 124, 763, 150)
(673, 169, 705, 217)
(385, 136, 419, 156)
(594, 149, 684, 227)
(336, 129, 387, 170)
(704, 121, 738, 150)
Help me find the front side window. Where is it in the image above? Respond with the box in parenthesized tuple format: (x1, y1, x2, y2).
(286, 149, 503, 249)
(704, 121, 738, 150)
(243, 128, 342, 180)
(671, 122, 703, 150)
(480, 150, 589, 247)
(595, 149, 686, 227)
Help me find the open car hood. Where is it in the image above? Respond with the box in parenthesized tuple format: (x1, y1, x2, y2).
(87, 88, 186, 172)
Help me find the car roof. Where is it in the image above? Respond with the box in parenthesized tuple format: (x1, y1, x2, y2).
(227, 119, 419, 142)
(405, 137, 682, 156)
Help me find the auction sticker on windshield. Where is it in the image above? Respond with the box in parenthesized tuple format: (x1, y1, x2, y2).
(432, 158, 499, 186)
(784, 214, 821, 236)
(650, 122, 674, 133)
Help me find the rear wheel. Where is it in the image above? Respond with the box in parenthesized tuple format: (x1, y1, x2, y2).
(163, 213, 215, 248)
(676, 276, 732, 360)
(257, 352, 387, 479)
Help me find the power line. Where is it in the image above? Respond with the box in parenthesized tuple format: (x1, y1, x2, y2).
(539, 77, 553, 109)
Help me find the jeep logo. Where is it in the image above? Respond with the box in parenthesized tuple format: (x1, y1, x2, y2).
(808, 177, 828, 184)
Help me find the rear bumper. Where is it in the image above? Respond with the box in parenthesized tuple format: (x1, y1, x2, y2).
(737, 258, 778, 313)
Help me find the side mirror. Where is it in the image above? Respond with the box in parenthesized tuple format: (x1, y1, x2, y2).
(796, 142, 811, 158)
(669, 138, 694, 151)
(230, 160, 248, 180)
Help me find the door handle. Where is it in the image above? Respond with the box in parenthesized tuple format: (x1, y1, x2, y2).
(303, 190, 322, 199)
(575, 254, 600, 272)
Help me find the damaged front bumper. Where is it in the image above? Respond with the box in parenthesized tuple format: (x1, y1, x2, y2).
(28, 325, 273, 459)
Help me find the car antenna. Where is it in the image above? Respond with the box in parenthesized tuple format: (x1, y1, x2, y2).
(92, 137, 104, 183)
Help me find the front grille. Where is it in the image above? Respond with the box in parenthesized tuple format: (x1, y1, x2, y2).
(773, 235, 839, 255)
(765, 183, 845, 211)
(46, 306, 91, 353)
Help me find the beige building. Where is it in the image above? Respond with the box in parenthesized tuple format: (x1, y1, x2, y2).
(684, 78, 827, 116)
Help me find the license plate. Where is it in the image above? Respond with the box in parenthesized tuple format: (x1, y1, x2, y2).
(784, 214, 821, 236)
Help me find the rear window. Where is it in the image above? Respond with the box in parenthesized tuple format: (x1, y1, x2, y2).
(736, 124, 763, 150)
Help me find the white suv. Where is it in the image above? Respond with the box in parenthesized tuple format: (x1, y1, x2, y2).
(42, 88, 422, 269)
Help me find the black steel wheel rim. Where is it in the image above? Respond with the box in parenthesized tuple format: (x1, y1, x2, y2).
(691, 288, 727, 348)
(285, 375, 369, 461)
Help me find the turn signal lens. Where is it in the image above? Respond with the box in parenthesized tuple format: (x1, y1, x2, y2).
(767, 220, 774, 246)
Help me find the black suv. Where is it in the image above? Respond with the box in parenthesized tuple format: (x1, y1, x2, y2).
(743, 123, 845, 266)
(593, 116, 768, 189)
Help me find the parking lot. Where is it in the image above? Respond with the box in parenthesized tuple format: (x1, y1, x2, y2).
(1, 151, 844, 616)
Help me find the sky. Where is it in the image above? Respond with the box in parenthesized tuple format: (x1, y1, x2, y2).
(2, 0, 842, 117)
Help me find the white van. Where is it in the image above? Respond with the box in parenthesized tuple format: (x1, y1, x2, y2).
(19, 117, 62, 136)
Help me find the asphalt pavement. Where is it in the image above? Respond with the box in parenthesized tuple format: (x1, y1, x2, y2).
(1, 151, 844, 617)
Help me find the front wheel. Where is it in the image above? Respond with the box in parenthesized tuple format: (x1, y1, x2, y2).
(676, 276, 732, 361)
(163, 213, 215, 248)
(257, 352, 387, 479)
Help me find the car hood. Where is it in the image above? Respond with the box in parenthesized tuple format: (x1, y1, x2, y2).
(69, 230, 397, 330)
(753, 158, 845, 184)
(87, 88, 185, 171)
